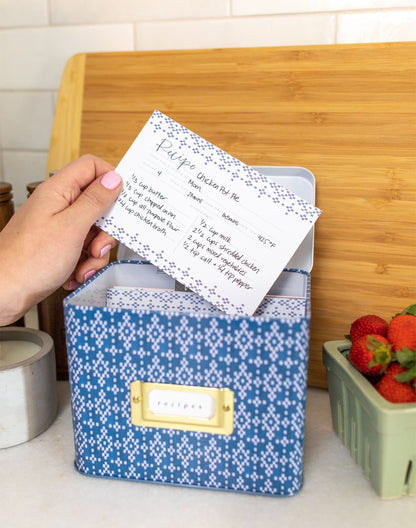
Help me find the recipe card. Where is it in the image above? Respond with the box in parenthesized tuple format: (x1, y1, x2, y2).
(97, 110, 321, 316)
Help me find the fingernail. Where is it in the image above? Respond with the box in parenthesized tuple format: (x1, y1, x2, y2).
(100, 171, 122, 190)
(100, 244, 112, 258)
(68, 280, 81, 290)
(83, 269, 97, 283)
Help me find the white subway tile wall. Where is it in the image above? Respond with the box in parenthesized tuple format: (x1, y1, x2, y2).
(49, 0, 230, 24)
(0, 25, 134, 90)
(232, 0, 416, 16)
(337, 9, 416, 42)
(0, 0, 415, 205)
(134, 14, 336, 50)
(0, 0, 49, 28)
(3, 151, 49, 206)
(0, 92, 54, 149)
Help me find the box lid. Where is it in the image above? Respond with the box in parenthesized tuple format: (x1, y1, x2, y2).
(254, 166, 316, 273)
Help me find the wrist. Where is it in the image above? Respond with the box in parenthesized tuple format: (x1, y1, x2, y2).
(0, 243, 32, 326)
(0, 275, 30, 326)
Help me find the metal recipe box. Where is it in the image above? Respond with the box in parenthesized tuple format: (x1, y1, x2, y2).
(63, 167, 316, 496)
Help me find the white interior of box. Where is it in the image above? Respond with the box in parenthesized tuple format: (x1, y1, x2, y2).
(106, 285, 306, 318)
(66, 261, 308, 313)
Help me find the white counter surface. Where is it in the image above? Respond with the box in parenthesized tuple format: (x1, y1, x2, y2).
(1, 383, 415, 527)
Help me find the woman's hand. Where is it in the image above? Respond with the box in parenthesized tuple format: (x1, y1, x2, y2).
(0, 155, 122, 325)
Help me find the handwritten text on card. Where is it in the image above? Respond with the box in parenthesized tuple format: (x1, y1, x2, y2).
(97, 111, 321, 315)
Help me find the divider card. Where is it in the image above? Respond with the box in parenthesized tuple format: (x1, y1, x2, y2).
(96, 110, 321, 316)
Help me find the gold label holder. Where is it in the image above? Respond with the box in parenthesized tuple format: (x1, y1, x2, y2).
(131, 381, 234, 435)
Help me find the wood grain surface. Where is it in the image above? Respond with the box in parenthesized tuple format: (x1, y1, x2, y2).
(48, 43, 416, 387)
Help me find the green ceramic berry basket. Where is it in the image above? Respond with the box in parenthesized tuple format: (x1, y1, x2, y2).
(322, 340, 416, 499)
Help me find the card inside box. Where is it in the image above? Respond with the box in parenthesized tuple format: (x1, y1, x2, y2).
(67, 260, 309, 315)
(106, 286, 307, 318)
(111, 165, 315, 318)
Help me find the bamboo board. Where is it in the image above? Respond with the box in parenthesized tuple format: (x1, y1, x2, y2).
(48, 43, 416, 387)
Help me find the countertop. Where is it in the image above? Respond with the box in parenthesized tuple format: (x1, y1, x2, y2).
(1, 383, 415, 527)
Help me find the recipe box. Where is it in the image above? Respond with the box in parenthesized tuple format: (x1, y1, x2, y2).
(63, 166, 316, 497)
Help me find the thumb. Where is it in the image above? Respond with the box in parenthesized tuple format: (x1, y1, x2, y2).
(63, 170, 122, 232)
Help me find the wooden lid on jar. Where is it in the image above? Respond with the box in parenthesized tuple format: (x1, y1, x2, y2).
(26, 181, 43, 197)
(0, 182, 13, 203)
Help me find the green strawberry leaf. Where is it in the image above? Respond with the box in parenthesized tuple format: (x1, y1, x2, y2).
(367, 335, 381, 350)
(344, 334, 351, 341)
(394, 347, 416, 382)
(394, 303, 416, 317)
(395, 347, 416, 367)
(367, 336, 392, 368)
(395, 364, 416, 383)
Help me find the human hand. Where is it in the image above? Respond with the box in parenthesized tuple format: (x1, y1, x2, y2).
(0, 155, 122, 325)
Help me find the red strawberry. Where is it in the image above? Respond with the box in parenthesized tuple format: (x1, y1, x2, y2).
(349, 314, 388, 343)
(349, 334, 391, 377)
(387, 314, 416, 352)
(376, 363, 416, 403)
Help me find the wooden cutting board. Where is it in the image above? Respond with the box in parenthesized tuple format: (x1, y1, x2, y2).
(48, 42, 416, 387)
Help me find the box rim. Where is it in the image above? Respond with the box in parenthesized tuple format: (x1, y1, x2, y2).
(64, 261, 311, 323)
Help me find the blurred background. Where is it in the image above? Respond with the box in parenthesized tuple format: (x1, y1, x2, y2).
(1, 0, 416, 206)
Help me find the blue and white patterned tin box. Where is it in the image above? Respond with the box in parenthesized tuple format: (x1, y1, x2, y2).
(63, 167, 316, 497)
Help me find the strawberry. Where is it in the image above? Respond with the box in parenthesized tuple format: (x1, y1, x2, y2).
(349, 314, 388, 342)
(387, 314, 416, 352)
(376, 363, 416, 403)
(349, 334, 391, 377)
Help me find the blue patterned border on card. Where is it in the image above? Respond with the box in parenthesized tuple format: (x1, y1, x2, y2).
(149, 111, 319, 222)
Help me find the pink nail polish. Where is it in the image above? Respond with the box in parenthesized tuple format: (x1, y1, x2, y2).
(84, 270, 96, 283)
(100, 244, 112, 258)
(101, 171, 122, 190)
(68, 280, 81, 290)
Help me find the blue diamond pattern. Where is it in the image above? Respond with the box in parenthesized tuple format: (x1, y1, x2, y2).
(64, 263, 310, 496)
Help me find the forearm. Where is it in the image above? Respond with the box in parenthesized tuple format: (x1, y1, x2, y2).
(0, 245, 32, 326)
(0, 290, 29, 326)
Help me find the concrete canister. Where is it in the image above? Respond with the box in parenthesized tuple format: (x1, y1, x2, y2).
(0, 327, 57, 449)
